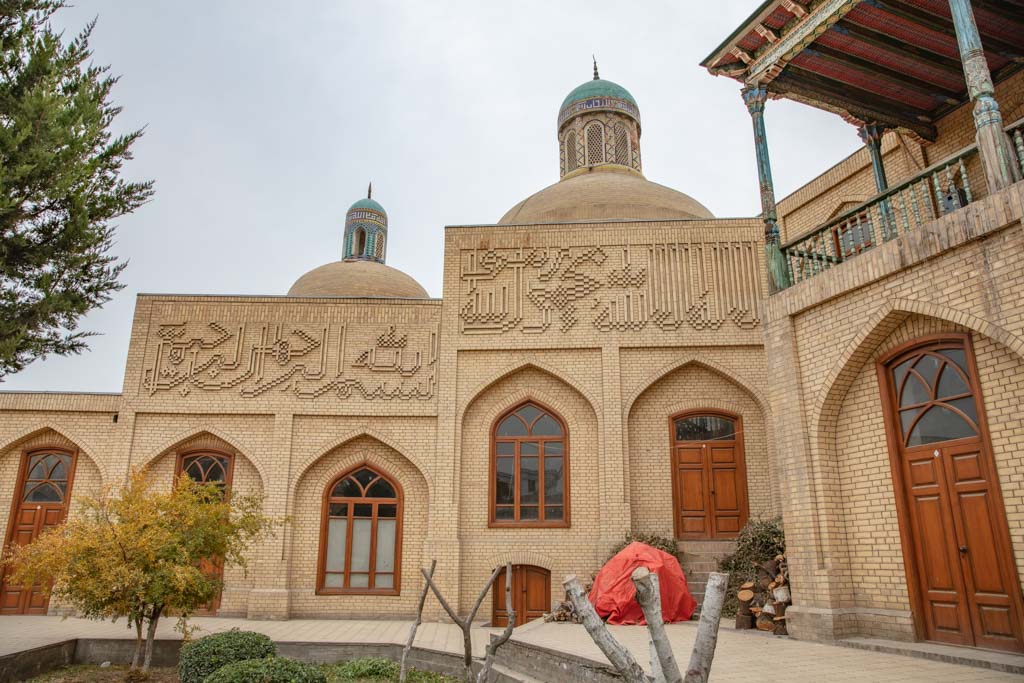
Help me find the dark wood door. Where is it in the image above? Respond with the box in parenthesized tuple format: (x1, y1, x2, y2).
(176, 451, 233, 615)
(492, 565, 550, 627)
(881, 336, 1024, 652)
(671, 412, 749, 539)
(1, 449, 78, 615)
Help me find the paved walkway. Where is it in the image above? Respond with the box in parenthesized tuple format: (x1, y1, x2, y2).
(0, 615, 1019, 682)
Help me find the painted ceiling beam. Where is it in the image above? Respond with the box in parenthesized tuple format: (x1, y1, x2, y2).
(744, 0, 864, 85)
(833, 19, 966, 73)
(868, 0, 1023, 60)
(805, 44, 962, 99)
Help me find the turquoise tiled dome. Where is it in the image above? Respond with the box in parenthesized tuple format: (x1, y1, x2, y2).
(348, 197, 387, 216)
(560, 78, 637, 111)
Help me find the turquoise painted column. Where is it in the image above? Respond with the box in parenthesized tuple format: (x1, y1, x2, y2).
(948, 0, 1021, 191)
(857, 123, 889, 192)
(742, 85, 791, 291)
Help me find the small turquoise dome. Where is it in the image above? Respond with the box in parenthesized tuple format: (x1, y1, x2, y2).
(348, 197, 386, 216)
(560, 78, 637, 111)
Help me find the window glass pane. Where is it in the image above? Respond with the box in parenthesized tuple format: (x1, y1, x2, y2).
(324, 573, 343, 588)
(938, 348, 968, 375)
(520, 506, 538, 520)
(544, 457, 563, 503)
(49, 459, 68, 481)
(350, 519, 372, 572)
(349, 573, 369, 588)
(936, 365, 969, 398)
(497, 415, 528, 437)
(520, 441, 539, 455)
(900, 373, 930, 407)
(908, 405, 977, 446)
(375, 574, 394, 589)
(332, 477, 361, 498)
(326, 518, 347, 572)
(378, 504, 397, 519)
(375, 519, 396, 572)
(516, 404, 542, 426)
(520, 457, 539, 504)
(367, 478, 396, 498)
(23, 482, 61, 502)
(353, 468, 376, 488)
(329, 503, 348, 517)
(27, 459, 47, 480)
(892, 358, 914, 387)
(899, 408, 920, 438)
(675, 415, 735, 441)
(545, 506, 563, 520)
(532, 415, 562, 437)
(495, 441, 514, 456)
(545, 441, 563, 456)
(947, 396, 978, 424)
(353, 503, 373, 518)
(495, 506, 514, 521)
(495, 458, 514, 505)
(914, 354, 941, 385)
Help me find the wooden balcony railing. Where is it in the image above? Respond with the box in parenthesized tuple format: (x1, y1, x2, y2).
(779, 117, 1024, 288)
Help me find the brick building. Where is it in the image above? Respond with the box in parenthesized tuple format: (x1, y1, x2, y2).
(2, 0, 1024, 656)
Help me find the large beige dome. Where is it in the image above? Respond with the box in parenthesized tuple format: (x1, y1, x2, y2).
(499, 167, 713, 225)
(287, 259, 429, 298)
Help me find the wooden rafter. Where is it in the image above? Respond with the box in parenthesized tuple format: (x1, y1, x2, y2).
(833, 19, 966, 72)
(868, 0, 1023, 59)
(803, 45, 961, 100)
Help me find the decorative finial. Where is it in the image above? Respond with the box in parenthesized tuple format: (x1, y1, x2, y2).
(593, 55, 599, 80)
(367, 182, 372, 199)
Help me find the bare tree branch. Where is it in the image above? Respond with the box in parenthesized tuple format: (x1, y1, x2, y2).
(477, 562, 515, 683)
(632, 567, 682, 683)
(563, 575, 648, 683)
(684, 572, 728, 683)
(400, 559, 436, 683)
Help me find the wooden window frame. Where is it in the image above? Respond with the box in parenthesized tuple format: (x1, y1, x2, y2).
(316, 462, 403, 596)
(174, 449, 236, 491)
(875, 332, 1023, 644)
(488, 399, 571, 529)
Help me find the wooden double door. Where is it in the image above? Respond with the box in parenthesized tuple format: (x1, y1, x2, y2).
(492, 565, 550, 627)
(671, 411, 749, 539)
(1, 449, 78, 614)
(176, 450, 234, 616)
(880, 335, 1024, 652)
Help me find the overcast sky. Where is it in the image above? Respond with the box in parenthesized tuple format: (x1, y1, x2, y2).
(6, 1, 862, 393)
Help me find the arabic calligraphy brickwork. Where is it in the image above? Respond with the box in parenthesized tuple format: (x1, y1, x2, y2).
(459, 242, 762, 335)
(143, 323, 439, 400)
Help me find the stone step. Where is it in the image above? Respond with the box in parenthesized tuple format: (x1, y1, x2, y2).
(680, 560, 719, 572)
(676, 539, 737, 555)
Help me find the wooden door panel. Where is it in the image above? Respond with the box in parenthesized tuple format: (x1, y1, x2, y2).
(712, 468, 740, 510)
(709, 447, 735, 464)
(671, 417, 749, 540)
(676, 447, 703, 465)
(492, 565, 550, 627)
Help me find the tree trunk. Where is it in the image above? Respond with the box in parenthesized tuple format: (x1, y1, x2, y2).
(563, 575, 647, 683)
(477, 563, 515, 683)
(400, 560, 436, 683)
(631, 567, 682, 683)
(142, 606, 162, 672)
(683, 572, 728, 683)
(130, 617, 144, 671)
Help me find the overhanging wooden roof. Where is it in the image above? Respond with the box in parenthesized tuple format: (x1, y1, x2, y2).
(701, 0, 1024, 141)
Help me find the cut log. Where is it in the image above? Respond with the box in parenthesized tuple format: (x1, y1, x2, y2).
(761, 602, 776, 616)
(737, 589, 754, 603)
(773, 616, 788, 636)
(734, 614, 754, 630)
(740, 581, 755, 591)
(563, 575, 647, 683)
(772, 585, 791, 604)
(773, 601, 788, 618)
(756, 613, 775, 631)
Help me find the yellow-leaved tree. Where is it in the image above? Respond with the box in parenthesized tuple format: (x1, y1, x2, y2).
(1, 469, 273, 676)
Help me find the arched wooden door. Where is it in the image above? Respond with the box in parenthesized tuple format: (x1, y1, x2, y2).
(671, 411, 749, 539)
(1, 449, 78, 614)
(879, 335, 1024, 652)
(176, 450, 234, 615)
(492, 565, 550, 627)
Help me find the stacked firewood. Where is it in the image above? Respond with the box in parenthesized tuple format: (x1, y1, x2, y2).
(545, 598, 580, 623)
(734, 554, 790, 636)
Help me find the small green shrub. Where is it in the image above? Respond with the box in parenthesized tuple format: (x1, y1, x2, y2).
(328, 657, 397, 679)
(179, 629, 276, 683)
(204, 656, 326, 683)
(607, 533, 680, 561)
(717, 516, 786, 616)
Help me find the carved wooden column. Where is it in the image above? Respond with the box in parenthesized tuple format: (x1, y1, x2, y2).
(857, 123, 889, 192)
(742, 85, 791, 292)
(948, 0, 1021, 191)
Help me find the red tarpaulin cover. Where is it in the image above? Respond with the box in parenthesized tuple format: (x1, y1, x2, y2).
(588, 542, 697, 625)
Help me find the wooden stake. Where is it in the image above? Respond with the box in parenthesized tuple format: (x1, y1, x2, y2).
(563, 575, 648, 683)
(632, 567, 683, 683)
(683, 572, 728, 683)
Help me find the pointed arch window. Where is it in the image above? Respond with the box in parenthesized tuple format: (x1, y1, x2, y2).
(585, 122, 605, 165)
(490, 401, 569, 527)
(614, 123, 631, 167)
(889, 342, 980, 447)
(318, 465, 402, 594)
(177, 451, 234, 491)
(354, 228, 367, 258)
(565, 131, 579, 173)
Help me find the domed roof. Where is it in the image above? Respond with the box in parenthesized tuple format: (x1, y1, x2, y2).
(348, 197, 387, 216)
(560, 77, 637, 111)
(498, 166, 714, 225)
(287, 259, 428, 298)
